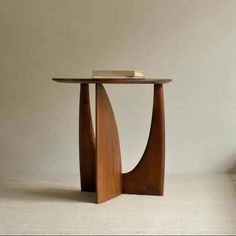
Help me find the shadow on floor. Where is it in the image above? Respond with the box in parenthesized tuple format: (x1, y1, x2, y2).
(228, 164, 236, 174)
(225, 152, 236, 174)
(0, 183, 96, 203)
(226, 155, 236, 196)
(229, 175, 236, 198)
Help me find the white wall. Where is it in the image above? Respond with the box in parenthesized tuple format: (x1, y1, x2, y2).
(1, 0, 236, 183)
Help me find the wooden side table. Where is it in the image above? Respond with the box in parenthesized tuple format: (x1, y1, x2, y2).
(52, 78, 172, 203)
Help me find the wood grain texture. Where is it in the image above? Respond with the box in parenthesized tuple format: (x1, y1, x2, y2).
(122, 84, 165, 195)
(79, 84, 96, 192)
(96, 84, 122, 203)
(52, 78, 172, 84)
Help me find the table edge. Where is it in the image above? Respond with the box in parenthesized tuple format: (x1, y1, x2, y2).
(52, 78, 172, 84)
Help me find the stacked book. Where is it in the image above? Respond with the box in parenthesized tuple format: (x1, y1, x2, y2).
(92, 70, 144, 79)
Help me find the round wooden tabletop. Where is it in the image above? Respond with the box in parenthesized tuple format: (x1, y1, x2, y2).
(52, 78, 172, 84)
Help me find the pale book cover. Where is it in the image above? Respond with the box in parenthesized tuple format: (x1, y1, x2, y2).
(92, 70, 144, 78)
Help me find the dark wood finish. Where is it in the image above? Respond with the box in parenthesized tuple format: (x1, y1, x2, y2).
(52, 78, 172, 84)
(79, 84, 96, 192)
(53, 77, 171, 203)
(122, 84, 165, 195)
(96, 84, 122, 203)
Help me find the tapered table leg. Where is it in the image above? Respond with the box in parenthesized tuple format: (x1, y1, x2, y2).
(96, 84, 122, 203)
(79, 84, 96, 192)
(122, 84, 165, 195)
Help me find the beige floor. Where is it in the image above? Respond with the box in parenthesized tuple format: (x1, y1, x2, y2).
(0, 175, 235, 235)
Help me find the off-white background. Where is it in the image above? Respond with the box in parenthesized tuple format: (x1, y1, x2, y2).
(1, 0, 236, 183)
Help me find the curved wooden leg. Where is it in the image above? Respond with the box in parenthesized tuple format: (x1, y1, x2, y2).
(122, 84, 165, 195)
(96, 84, 122, 203)
(79, 84, 96, 192)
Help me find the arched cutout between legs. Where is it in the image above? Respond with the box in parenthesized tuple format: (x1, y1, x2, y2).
(122, 84, 165, 195)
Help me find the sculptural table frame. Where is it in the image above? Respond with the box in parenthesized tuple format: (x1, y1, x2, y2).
(53, 78, 172, 203)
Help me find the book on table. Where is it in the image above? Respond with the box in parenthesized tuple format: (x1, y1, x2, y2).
(92, 70, 144, 79)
